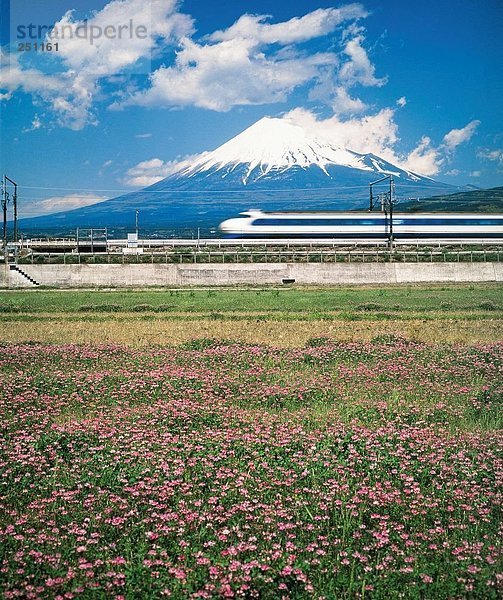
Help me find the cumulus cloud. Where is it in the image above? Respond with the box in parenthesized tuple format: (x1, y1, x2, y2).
(124, 38, 337, 111)
(0, 52, 93, 129)
(396, 96, 407, 107)
(122, 6, 375, 112)
(283, 108, 479, 177)
(0, 51, 66, 98)
(302, 21, 386, 115)
(50, 0, 193, 75)
(208, 6, 367, 44)
(330, 87, 368, 114)
(0, 0, 193, 129)
(442, 120, 480, 152)
(122, 157, 187, 186)
(284, 106, 399, 161)
(401, 136, 443, 176)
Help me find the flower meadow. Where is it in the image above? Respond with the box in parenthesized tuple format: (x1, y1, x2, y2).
(0, 339, 501, 599)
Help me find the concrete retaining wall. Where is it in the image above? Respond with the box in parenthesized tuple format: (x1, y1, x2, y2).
(1, 262, 502, 288)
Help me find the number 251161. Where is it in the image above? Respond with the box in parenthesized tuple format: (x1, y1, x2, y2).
(18, 42, 59, 52)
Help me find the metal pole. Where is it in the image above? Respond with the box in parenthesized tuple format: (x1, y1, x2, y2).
(12, 183, 17, 252)
(4, 176, 18, 256)
(1, 176, 6, 253)
(389, 176, 393, 244)
(135, 210, 139, 238)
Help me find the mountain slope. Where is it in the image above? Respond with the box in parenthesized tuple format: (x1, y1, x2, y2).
(401, 186, 503, 212)
(19, 116, 460, 233)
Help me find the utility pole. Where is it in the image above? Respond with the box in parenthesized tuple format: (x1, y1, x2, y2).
(135, 209, 139, 238)
(2, 175, 18, 258)
(369, 174, 396, 245)
(388, 175, 395, 243)
(2, 175, 8, 253)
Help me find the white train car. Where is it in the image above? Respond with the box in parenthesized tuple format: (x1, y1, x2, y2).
(219, 210, 503, 240)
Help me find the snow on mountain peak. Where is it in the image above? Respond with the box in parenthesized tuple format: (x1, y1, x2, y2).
(176, 116, 374, 183)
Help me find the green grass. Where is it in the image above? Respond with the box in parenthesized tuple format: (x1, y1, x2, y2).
(0, 283, 501, 315)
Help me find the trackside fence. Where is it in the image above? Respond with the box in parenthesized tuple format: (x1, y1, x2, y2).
(17, 246, 503, 265)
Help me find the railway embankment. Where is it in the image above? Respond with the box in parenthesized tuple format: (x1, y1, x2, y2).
(2, 261, 502, 288)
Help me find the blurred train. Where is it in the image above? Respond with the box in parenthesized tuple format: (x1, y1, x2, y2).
(218, 210, 503, 240)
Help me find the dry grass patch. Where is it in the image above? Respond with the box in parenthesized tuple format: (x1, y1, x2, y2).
(0, 316, 501, 346)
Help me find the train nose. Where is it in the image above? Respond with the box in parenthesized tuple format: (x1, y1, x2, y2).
(218, 218, 241, 233)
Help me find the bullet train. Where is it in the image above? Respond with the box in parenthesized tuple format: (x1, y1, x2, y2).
(218, 210, 503, 240)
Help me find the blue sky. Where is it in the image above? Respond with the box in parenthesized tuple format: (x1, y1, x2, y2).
(0, 0, 502, 216)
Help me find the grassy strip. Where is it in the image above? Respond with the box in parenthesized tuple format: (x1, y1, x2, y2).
(0, 309, 502, 322)
(0, 283, 502, 314)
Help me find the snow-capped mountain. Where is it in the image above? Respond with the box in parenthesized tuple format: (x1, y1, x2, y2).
(20, 116, 458, 232)
(166, 116, 430, 188)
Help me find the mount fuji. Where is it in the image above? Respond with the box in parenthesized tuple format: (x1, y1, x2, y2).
(20, 116, 458, 233)
(166, 116, 432, 189)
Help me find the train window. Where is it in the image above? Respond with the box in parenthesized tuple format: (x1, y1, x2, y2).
(402, 218, 503, 226)
(250, 217, 503, 227)
(253, 218, 385, 227)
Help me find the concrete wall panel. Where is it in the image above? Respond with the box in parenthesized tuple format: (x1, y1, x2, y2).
(1, 262, 501, 288)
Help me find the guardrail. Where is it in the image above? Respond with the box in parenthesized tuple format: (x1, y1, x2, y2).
(16, 237, 503, 249)
(17, 247, 503, 265)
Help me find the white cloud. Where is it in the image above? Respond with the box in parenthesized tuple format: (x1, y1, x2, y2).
(123, 157, 185, 186)
(469, 171, 481, 177)
(330, 86, 368, 114)
(0, 52, 92, 129)
(296, 22, 386, 115)
(442, 120, 480, 152)
(33, 194, 109, 215)
(135, 133, 153, 138)
(0, 51, 66, 97)
(208, 6, 367, 44)
(477, 148, 503, 167)
(445, 169, 461, 176)
(339, 34, 387, 87)
(396, 96, 407, 107)
(0, 0, 193, 129)
(48, 0, 193, 88)
(401, 136, 443, 176)
(284, 106, 399, 160)
(2, 2, 378, 125)
(123, 40, 338, 112)
(123, 6, 372, 112)
(283, 107, 476, 177)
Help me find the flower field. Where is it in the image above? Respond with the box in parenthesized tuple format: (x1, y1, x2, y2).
(0, 339, 501, 598)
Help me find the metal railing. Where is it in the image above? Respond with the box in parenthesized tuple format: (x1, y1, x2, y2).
(17, 247, 503, 265)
